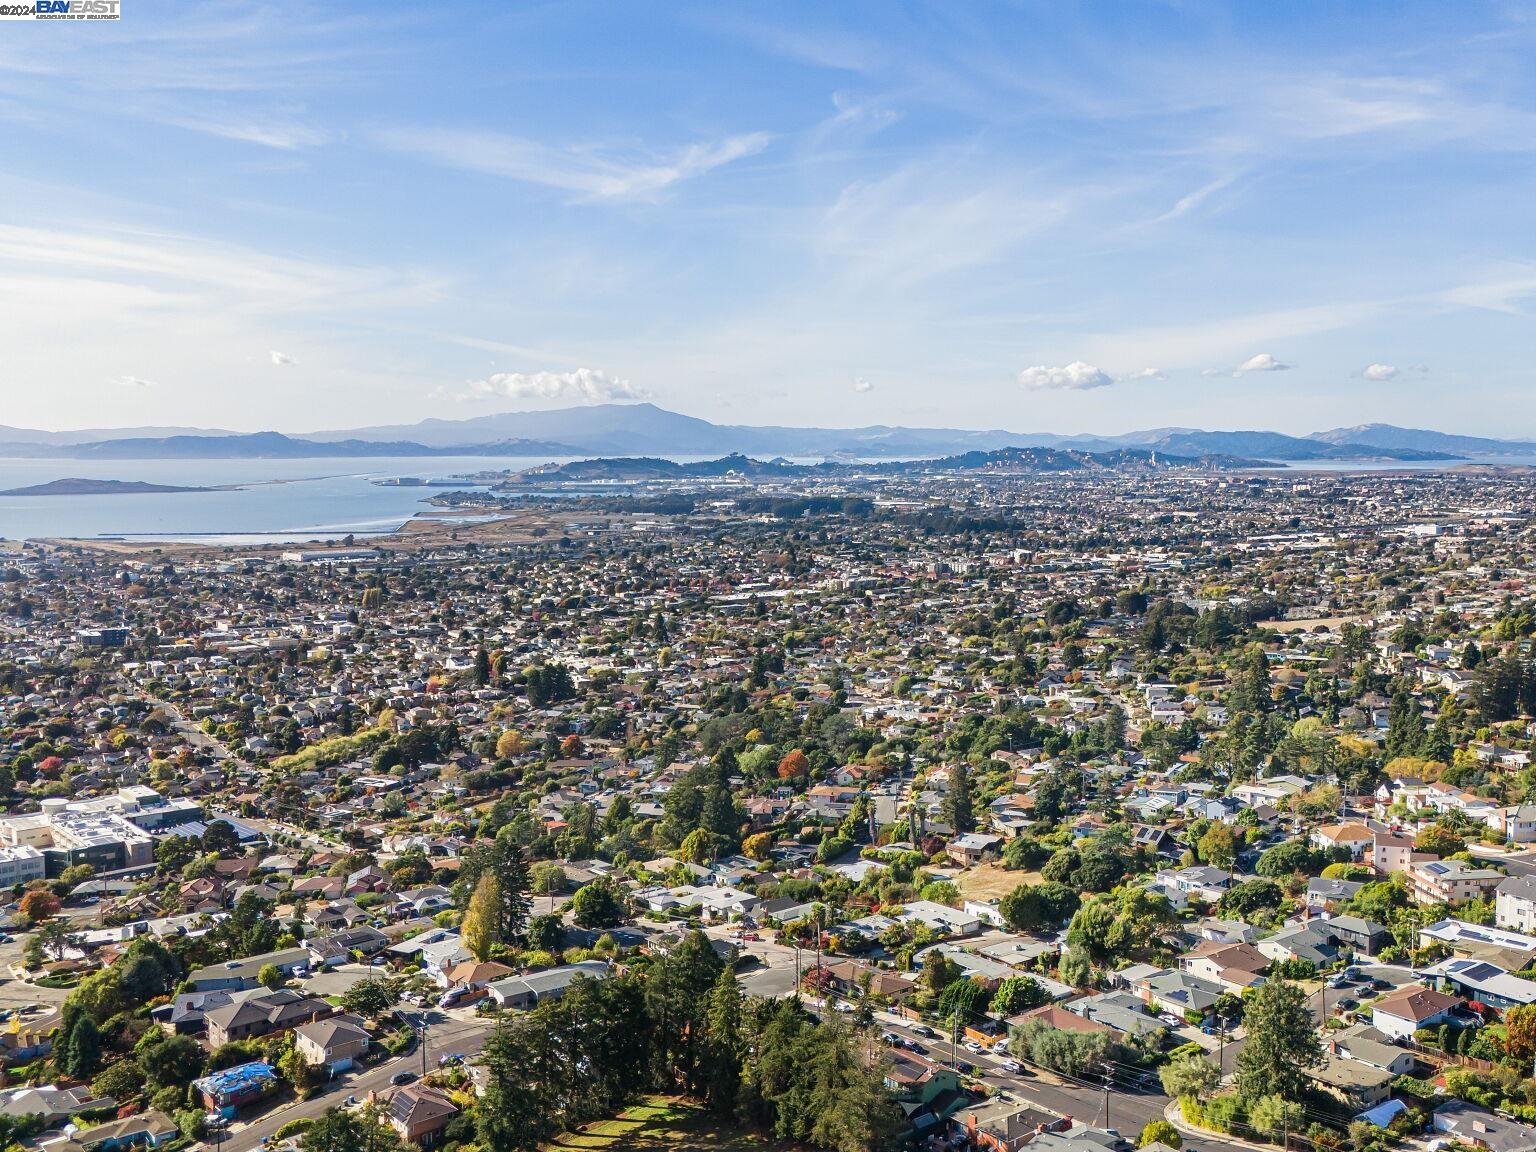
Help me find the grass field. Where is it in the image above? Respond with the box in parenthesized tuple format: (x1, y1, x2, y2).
(544, 1096, 806, 1152)
(955, 861, 1035, 901)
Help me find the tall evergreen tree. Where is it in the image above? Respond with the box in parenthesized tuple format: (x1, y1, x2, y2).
(704, 967, 744, 1115)
(941, 762, 975, 833)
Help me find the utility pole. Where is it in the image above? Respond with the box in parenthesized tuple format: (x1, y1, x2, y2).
(949, 1013, 959, 1071)
(1217, 1015, 1226, 1074)
(1102, 1064, 1112, 1132)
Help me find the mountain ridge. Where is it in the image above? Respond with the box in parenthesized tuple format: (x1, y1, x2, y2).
(0, 406, 1530, 462)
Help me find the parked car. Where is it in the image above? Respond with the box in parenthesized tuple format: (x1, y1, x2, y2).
(1000, 1059, 1023, 1074)
(390, 1071, 417, 1086)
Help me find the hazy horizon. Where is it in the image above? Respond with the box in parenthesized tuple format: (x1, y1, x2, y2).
(3, 3, 1534, 436)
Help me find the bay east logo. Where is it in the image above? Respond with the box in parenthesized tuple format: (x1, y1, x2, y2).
(0, 0, 120, 17)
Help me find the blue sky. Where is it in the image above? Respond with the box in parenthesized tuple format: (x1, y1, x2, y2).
(2, 1, 1535, 435)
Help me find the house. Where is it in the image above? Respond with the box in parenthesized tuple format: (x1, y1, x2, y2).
(895, 901, 982, 937)
(294, 1015, 371, 1073)
(486, 960, 611, 1009)
(882, 1049, 963, 1136)
(1178, 941, 1268, 992)
(1066, 991, 1163, 1038)
(443, 960, 514, 992)
(952, 1099, 1069, 1152)
(1010, 1003, 1112, 1036)
(822, 959, 916, 1001)
(195, 1061, 279, 1116)
(633, 884, 760, 922)
(1369, 831, 1418, 876)
(384, 1083, 461, 1146)
(1418, 919, 1536, 971)
(1306, 877, 1363, 912)
(1406, 859, 1503, 905)
(947, 833, 1003, 867)
(1488, 804, 1536, 845)
(70, 1109, 179, 1152)
(1433, 1100, 1536, 1152)
(1137, 968, 1227, 1022)
(1308, 1052, 1394, 1109)
(421, 933, 475, 985)
(1495, 874, 1536, 934)
(1368, 985, 1463, 1041)
(187, 947, 310, 992)
(1421, 958, 1536, 1012)
(307, 927, 391, 968)
(1322, 915, 1393, 958)
(1259, 922, 1342, 968)
(1328, 1024, 1417, 1076)
(0, 1085, 115, 1125)
(204, 989, 332, 1048)
(1312, 823, 1374, 861)
(1151, 865, 1228, 908)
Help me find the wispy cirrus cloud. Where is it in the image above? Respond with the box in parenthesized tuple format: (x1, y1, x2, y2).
(373, 127, 771, 201)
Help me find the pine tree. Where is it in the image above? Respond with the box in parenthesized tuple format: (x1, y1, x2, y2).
(704, 967, 743, 1115)
(942, 762, 975, 833)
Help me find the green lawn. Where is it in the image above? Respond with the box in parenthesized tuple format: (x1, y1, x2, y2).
(545, 1097, 805, 1152)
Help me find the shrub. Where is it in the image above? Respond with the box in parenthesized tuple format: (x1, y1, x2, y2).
(1138, 1120, 1181, 1148)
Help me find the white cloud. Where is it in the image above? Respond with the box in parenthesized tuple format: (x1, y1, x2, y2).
(1236, 352, 1290, 373)
(373, 127, 771, 202)
(1117, 367, 1166, 382)
(269, 350, 295, 366)
(442, 368, 648, 406)
(112, 374, 156, 388)
(1017, 361, 1113, 391)
(852, 376, 874, 393)
(1362, 363, 1398, 381)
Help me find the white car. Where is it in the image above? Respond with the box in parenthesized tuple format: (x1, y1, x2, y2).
(1000, 1059, 1023, 1074)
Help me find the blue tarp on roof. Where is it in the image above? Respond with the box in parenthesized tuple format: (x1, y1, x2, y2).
(195, 1060, 276, 1097)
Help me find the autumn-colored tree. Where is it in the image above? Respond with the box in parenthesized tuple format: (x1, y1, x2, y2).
(560, 734, 585, 759)
(1506, 1004, 1536, 1065)
(743, 832, 774, 860)
(777, 749, 809, 779)
(19, 889, 60, 924)
(495, 729, 526, 759)
(461, 871, 502, 962)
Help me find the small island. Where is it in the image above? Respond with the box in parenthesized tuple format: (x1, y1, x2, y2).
(0, 477, 221, 497)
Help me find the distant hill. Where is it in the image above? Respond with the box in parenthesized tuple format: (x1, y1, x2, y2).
(301, 405, 1457, 460)
(514, 446, 1271, 484)
(0, 405, 1527, 462)
(1309, 423, 1536, 456)
(0, 477, 216, 496)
